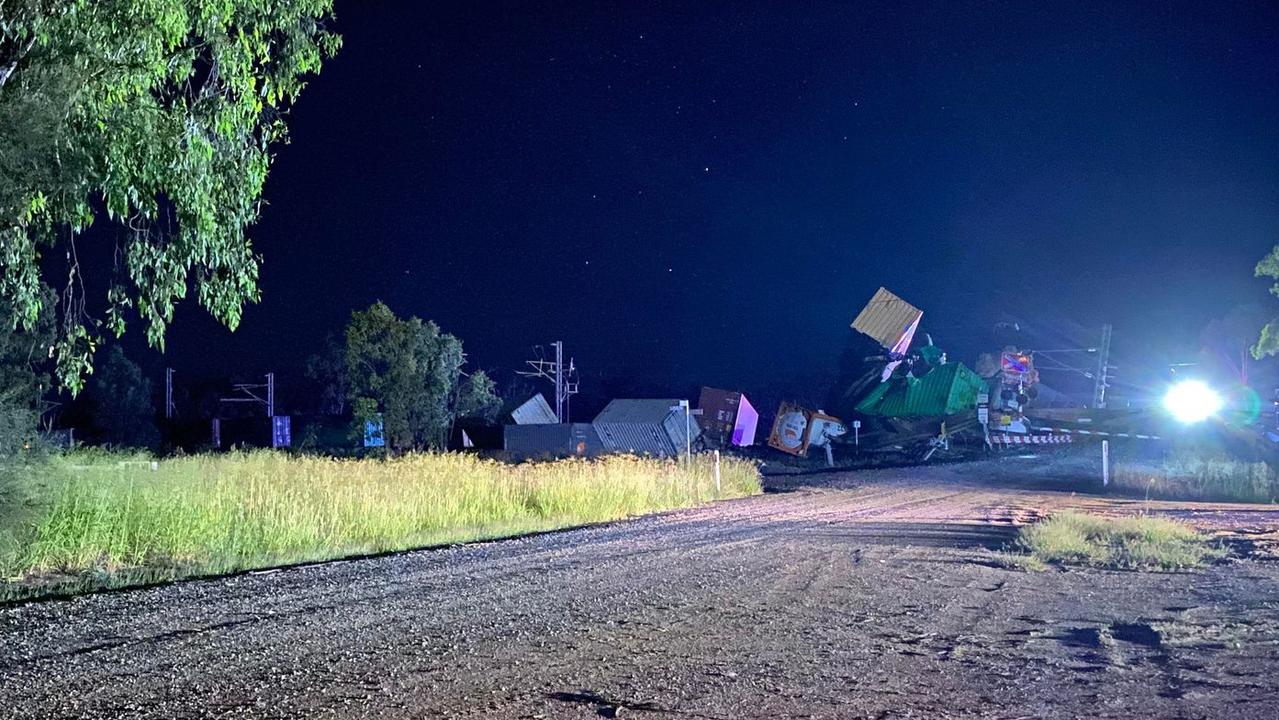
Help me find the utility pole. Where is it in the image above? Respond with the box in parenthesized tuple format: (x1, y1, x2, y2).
(165, 368, 175, 419)
(267, 372, 275, 417)
(1092, 323, 1112, 409)
(518, 342, 580, 423)
(554, 342, 564, 423)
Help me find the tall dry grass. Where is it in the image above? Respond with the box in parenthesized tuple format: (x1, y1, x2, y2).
(1112, 453, 1277, 504)
(1, 451, 760, 597)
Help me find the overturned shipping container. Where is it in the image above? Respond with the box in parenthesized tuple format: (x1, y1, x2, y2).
(510, 393, 558, 425)
(593, 399, 701, 457)
(855, 362, 987, 418)
(504, 423, 603, 459)
(696, 387, 759, 447)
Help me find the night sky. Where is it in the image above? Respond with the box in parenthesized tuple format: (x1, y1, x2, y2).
(152, 0, 1279, 415)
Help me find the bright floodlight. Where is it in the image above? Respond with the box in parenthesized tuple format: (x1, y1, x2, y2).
(1163, 380, 1222, 424)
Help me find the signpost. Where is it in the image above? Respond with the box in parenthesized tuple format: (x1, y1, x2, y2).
(363, 415, 385, 448)
(272, 416, 292, 449)
(668, 400, 703, 464)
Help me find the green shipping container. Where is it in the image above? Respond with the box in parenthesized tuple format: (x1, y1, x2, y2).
(855, 362, 986, 418)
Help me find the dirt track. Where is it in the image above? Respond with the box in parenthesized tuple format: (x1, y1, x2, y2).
(2, 458, 1279, 719)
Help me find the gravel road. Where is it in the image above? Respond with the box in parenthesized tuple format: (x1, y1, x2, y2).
(3, 458, 1279, 719)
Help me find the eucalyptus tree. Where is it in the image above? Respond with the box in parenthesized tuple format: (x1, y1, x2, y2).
(346, 303, 500, 451)
(0, 0, 339, 392)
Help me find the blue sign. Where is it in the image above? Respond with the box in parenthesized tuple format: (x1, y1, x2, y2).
(272, 416, 292, 448)
(363, 415, 385, 447)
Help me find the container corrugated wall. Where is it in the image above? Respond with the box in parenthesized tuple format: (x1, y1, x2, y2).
(504, 423, 603, 457)
(511, 394, 558, 425)
(851, 287, 922, 350)
(594, 421, 678, 456)
(855, 362, 986, 418)
(592, 399, 700, 457)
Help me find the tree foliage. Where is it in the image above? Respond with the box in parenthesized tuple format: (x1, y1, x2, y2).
(305, 331, 346, 416)
(344, 303, 499, 451)
(0, 281, 55, 452)
(0, 280, 54, 408)
(1254, 245, 1279, 358)
(455, 369, 500, 424)
(86, 345, 159, 448)
(0, 0, 340, 393)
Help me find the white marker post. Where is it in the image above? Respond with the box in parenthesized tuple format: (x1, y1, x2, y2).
(714, 449, 721, 496)
(687, 403, 697, 501)
(1102, 439, 1110, 487)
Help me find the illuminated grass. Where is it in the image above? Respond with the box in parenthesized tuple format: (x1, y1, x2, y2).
(1, 451, 760, 599)
(1112, 455, 1277, 504)
(1012, 512, 1226, 571)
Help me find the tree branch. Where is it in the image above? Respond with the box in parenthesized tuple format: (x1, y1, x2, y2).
(0, 35, 36, 90)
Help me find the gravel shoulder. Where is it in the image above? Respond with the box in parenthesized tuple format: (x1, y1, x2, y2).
(2, 457, 1278, 719)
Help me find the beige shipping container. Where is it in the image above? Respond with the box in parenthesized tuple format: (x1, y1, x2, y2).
(851, 287, 922, 353)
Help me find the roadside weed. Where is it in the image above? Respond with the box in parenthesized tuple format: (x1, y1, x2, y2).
(1012, 512, 1226, 571)
(0, 451, 760, 598)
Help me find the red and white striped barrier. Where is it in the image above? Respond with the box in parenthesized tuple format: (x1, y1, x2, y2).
(1031, 427, 1161, 441)
(990, 433, 1072, 445)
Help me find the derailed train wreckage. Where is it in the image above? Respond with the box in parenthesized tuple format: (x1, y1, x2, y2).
(759, 287, 1072, 464)
(502, 288, 1079, 462)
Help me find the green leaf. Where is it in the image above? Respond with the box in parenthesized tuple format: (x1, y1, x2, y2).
(0, 0, 340, 391)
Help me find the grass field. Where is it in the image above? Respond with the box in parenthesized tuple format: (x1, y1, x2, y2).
(1113, 453, 1277, 504)
(1010, 512, 1227, 571)
(0, 451, 760, 599)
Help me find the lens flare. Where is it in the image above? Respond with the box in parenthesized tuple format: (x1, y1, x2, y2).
(1235, 385, 1262, 426)
(1162, 380, 1223, 424)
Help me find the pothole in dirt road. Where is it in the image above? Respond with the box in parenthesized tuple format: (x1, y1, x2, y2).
(1052, 622, 1162, 651)
(1110, 622, 1162, 649)
(1058, 627, 1108, 649)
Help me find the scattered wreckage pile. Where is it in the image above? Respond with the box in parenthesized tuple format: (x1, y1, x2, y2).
(501, 287, 1080, 465)
(758, 287, 1072, 465)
